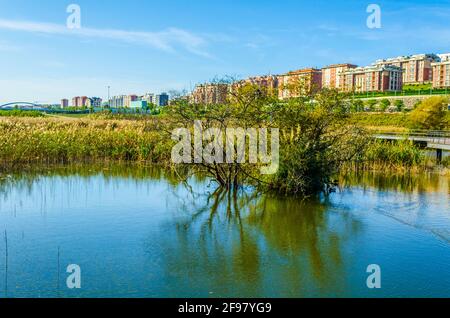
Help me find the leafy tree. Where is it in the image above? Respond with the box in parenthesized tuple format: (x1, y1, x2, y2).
(167, 83, 368, 196)
(409, 96, 448, 130)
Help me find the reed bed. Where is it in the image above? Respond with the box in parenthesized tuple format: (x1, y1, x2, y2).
(0, 117, 173, 164)
(0, 117, 445, 172)
(362, 139, 425, 167)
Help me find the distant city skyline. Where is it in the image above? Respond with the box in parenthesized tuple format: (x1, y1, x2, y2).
(1, 0, 450, 103)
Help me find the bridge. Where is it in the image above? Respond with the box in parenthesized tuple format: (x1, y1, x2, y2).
(375, 130, 450, 161)
(0, 102, 44, 109)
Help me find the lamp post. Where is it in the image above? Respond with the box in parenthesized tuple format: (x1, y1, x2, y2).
(107, 86, 110, 110)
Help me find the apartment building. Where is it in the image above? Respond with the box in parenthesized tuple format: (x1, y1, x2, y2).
(109, 95, 138, 107)
(141, 93, 155, 105)
(191, 83, 229, 104)
(61, 99, 69, 108)
(155, 93, 169, 106)
(322, 64, 357, 89)
(374, 54, 439, 84)
(438, 53, 450, 62)
(277, 68, 322, 99)
(241, 75, 279, 96)
(87, 97, 102, 107)
(431, 54, 450, 88)
(72, 96, 88, 107)
(341, 65, 403, 93)
(109, 95, 125, 108)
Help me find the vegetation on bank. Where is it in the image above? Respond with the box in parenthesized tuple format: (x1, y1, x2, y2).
(409, 96, 449, 130)
(0, 117, 172, 164)
(360, 140, 425, 168)
(0, 109, 45, 117)
(352, 86, 449, 99)
(348, 96, 450, 131)
(0, 91, 448, 197)
(348, 113, 409, 129)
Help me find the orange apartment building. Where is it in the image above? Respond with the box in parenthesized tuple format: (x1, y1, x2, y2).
(230, 75, 279, 97)
(322, 63, 357, 89)
(244, 75, 279, 95)
(374, 54, 439, 84)
(277, 68, 322, 99)
(341, 65, 403, 93)
(191, 83, 229, 104)
(431, 54, 450, 88)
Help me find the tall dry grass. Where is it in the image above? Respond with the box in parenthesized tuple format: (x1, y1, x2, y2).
(0, 117, 172, 164)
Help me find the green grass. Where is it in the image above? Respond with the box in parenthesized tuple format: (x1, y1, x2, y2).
(352, 88, 450, 99)
(348, 113, 409, 128)
(0, 110, 45, 118)
(403, 83, 433, 91)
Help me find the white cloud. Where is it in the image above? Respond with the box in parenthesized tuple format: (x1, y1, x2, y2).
(0, 18, 210, 57)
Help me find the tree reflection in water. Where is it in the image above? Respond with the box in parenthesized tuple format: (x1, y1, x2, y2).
(158, 186, 363, 297)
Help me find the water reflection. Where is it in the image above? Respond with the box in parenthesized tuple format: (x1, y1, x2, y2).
(158, 186, 364, 297)
(0, 164, 448, 297)
(340, 170, 449, 194)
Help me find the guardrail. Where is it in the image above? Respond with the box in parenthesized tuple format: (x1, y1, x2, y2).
(375, 130, 450, 138)
(374, 130, 450, 147)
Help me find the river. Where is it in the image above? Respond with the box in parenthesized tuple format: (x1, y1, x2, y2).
(0, 165, 448, 298)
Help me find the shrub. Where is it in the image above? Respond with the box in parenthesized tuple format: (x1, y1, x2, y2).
(408, 96, 448, 130)
(394, 100, 405, 112)
(365, 99, 378, 112)
(379, 99, 391, 112)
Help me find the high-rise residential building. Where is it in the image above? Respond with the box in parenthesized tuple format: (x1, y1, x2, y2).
(374, 54, 439, 84)
(124, 95, 138, 107)
(191, 83, 229, 104)
(61, 99, 69, 108)
(431, 54, 450, 88)
(438, 53, 450, 62)
(155, 93, 169, 106)
(109, 95, 138, 108)
(109, 95, 125, 108)
(130, 100, 148, 109)
(141, 93, 155, 105)
(87, 97, 102, 107)
(341, 65, 403, 93)
(277, 68, 322, 99)
(72, 96, 88, 107)
(322, 64, 358, 89)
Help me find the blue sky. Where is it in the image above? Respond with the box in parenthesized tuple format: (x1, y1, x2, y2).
(1, 0, 450, 104)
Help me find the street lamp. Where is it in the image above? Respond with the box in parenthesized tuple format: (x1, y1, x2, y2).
(107, 86, 110, 110)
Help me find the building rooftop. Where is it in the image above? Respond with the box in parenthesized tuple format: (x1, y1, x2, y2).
(322, 63, 358, 69)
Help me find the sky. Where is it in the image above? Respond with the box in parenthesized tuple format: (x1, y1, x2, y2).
(1, 0, 450, 104)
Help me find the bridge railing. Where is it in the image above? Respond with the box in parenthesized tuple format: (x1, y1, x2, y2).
(374, 130, 450, 138)
(374, 130, 450, 145)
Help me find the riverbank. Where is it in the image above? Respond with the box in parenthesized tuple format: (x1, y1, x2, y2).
(0, 116, 172, 164)
(0, 116, 447, 170)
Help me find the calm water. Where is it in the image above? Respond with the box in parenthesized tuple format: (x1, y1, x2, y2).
(0, 165, 448, 298)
